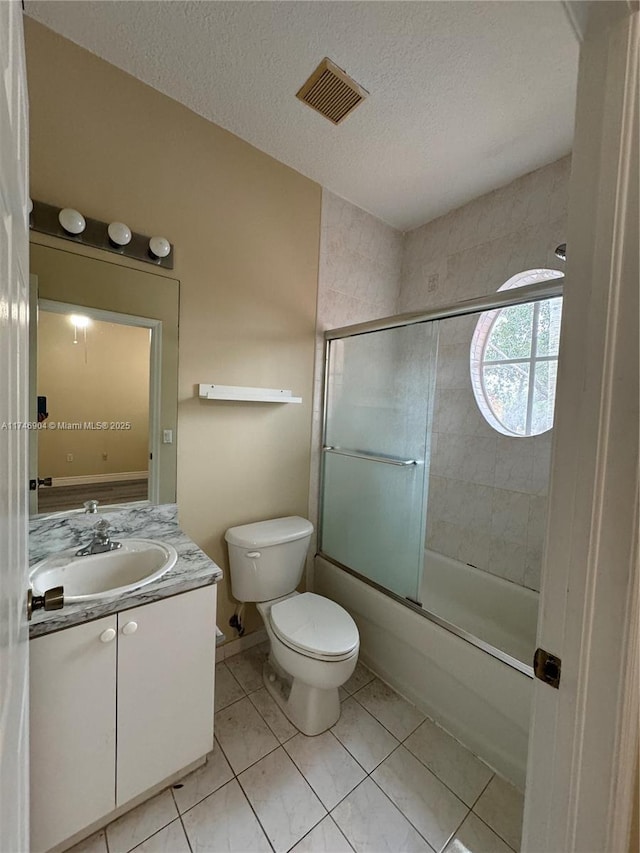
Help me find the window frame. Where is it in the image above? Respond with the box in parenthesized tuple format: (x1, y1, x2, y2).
(470, 269, 564, 437)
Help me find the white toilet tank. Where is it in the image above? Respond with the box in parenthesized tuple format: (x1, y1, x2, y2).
(225, 516, 314, 603)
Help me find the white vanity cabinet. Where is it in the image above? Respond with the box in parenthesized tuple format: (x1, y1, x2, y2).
(30, 614, 117, 853)
(116, 587, 217, 804)
(30, 585, 217, 853)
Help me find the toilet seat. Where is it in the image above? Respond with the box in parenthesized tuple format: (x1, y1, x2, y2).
(270, 592, 359, 662)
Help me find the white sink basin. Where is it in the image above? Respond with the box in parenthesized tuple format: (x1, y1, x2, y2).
(30, 539, 178, 603)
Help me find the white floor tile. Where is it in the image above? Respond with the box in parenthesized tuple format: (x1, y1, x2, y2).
(249, 687, 298, 742)
(173, 739, 234, 813)
(131, 819, 190, 852)
(238, 748, 327, 853)
(372, 746, 469, 852)
(215, 662, 245, 712)
(332, 778, 433, 852)
(353, 678, 426, 740)
(331, 697, 399, 772)
(106, 790, 178, 853)
(342, 661, 375, 695)
(290, 816, 355, 852)
(473, 774, 524, 851)
(214, 696, 279, 773)
(285, 731, 366, 810)
(181, 778, 271, 852)
(404, 718, 493, 806)
(225, 643, 269, 693)
(443, 812, 513, 853)
(65, 830, 107, 853)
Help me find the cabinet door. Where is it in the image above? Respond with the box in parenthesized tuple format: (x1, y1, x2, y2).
(116, 585, 216, 805)
(30, 616, 117, 853)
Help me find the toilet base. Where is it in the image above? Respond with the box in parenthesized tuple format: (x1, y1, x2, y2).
(263, 658, 340, 736)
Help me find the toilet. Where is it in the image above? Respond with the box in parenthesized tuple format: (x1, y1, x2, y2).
(225, 516, 359, 735)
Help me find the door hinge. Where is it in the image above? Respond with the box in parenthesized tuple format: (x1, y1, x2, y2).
(534, 647, 561, 688)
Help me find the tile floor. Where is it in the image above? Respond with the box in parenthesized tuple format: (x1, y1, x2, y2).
(69, 644, 524, 853)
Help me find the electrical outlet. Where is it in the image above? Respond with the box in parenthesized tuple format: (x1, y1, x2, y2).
(427, 272, 439, 293)
(102, 452, 108, 461)
(66, 453, 73, 463)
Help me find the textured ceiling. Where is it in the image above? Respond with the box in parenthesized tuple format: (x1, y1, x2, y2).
(24, 1, 579, 230)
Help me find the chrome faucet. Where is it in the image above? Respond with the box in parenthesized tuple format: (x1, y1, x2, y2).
(75, 519, 122, 556)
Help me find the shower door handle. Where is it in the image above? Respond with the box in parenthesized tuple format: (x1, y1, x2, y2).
(322, 446, 418, 466)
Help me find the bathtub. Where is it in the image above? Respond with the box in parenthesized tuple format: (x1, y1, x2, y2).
(314, 553, 534, 788)
(420, 549, 539, 668)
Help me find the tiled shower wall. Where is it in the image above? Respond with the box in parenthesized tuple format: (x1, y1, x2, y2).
(311, 156, 570, 592)
(308, 191, 403, 560)
(400, 157, 570, 591)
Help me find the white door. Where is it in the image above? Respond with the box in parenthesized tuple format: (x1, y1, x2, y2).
(0, 2, 30, 851)
(522, 6, 639, 853)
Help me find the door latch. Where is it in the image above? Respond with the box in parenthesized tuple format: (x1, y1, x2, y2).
(533, 647, 561, 688)
(29, 477, 52, 491)
(27, 587, 64, 621)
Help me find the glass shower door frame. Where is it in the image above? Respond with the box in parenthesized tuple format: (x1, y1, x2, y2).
(318, 322, 437, 605)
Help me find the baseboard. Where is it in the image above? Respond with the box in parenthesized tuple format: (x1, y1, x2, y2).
(51, 471, 149, 487)
(218, 628, 267, 662)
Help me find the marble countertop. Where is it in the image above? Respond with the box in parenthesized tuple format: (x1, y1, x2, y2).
(29, 503, 223, 638)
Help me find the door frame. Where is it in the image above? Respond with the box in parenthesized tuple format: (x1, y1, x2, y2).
(522, 5, 639, 852)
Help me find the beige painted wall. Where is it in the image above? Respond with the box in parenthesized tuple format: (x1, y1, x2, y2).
(25, 19, 321, 639)
(38, 312, 150, 478)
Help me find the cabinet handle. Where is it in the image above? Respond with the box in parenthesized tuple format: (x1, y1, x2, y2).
(122, 621, 138, 635)
(100, 628, 116, 643)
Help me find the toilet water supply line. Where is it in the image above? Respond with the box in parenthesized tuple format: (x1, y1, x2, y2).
(230, 603, 245, 636)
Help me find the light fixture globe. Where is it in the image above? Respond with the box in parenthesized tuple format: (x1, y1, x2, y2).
(108, 222, 132, 247)
(58, 208, 86, 235)
(149, 236, 171, 259)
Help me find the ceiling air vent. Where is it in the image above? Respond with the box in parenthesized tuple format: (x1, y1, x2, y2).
(296, 58, 368, 125)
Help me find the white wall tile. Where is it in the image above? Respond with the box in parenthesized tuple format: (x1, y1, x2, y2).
(491, 490, 530, 545)
(314, 159, 568, 593)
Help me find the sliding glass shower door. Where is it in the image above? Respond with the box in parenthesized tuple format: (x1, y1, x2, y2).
(320, 322, 439, 602)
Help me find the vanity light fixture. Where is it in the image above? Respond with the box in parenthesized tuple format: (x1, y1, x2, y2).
(107, 221, 132, 247)
(29, 200, 174, 269)
(58, 208, 86, 235)
(148, 236, 171, 260)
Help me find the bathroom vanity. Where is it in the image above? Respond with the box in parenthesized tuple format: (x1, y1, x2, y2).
(28, 504, 222, 853)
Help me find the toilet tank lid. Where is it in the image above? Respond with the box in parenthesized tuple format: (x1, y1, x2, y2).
(225, 516, 313, 548)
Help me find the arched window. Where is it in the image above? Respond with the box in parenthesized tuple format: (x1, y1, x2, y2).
(470, 269, 563, 437)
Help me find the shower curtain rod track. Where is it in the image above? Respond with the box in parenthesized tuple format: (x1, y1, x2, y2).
(324, 278, 564, 340)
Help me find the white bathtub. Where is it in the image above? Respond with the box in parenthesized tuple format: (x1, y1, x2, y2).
(314, 554, 533, 788)
(420, 549, 539, 668)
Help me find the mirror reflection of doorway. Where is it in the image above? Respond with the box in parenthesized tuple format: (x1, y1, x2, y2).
(35, 301, 156, 513)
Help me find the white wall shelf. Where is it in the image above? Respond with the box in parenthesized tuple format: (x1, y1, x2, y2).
(198, 384, 302, 404)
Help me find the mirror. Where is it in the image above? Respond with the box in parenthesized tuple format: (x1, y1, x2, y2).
(29, 242, 179, 515)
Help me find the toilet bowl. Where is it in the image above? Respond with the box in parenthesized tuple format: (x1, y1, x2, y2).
(225, 517, 359, 735)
